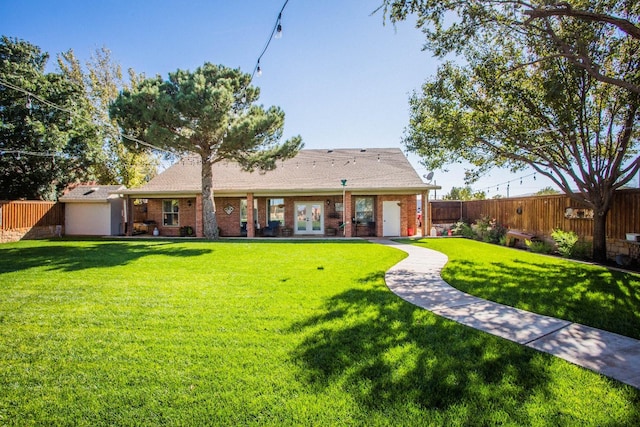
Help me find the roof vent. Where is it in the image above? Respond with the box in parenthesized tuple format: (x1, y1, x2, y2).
(82, 187, 100, 196)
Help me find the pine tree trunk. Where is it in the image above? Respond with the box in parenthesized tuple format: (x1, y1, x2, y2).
(201, 160, 219, 239)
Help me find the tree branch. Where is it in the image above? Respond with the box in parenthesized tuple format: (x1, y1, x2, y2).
(524, 6, 640, 40)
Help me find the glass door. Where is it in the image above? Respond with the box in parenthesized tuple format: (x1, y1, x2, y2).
(295, 202, 324, 235)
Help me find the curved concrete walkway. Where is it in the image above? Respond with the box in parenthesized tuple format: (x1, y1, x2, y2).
(376, 239, 640, 389)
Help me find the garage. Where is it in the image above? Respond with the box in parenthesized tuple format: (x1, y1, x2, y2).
(59, 185, 125, 236)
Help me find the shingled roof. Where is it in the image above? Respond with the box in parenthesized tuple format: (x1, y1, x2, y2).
(60, 185, 126, 203)
(118, 148, 436, 196)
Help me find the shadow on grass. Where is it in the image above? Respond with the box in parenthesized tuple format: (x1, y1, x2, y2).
(0, 240, 212, 274)
(293, 282, 548, 420)
(443, 257, 640, 340)
(289, 278, 640, 423)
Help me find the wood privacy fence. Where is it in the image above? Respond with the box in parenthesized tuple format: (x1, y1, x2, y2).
(430, 188, 640, 240)
(0, 200, 64, 230)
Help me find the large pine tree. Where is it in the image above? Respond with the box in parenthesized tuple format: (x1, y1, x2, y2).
(110, 63, 303, 239)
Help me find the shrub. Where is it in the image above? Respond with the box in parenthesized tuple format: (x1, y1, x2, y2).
(487, 222, 508, 244)
(474, 216, 508, 244)
(526, 239, 553, 254)
(451, 221, 474, 238)
(572, 240, 593, 260)
(551, 229, 579, 258)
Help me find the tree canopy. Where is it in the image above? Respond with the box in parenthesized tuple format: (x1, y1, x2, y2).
(0, 36, 107, 200)
(0, 37, 158, 200)
(378, 1, 640, 262)
(110, 63, 303, 239)
(443, 186, 486, 200)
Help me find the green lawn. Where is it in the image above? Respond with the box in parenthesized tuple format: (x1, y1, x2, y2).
(1, 238, 639, 425)
(408, 238, 640, 340)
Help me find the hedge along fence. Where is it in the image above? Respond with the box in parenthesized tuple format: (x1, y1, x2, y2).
(430, 188, 640, 241)
(0, 200, 64, 242)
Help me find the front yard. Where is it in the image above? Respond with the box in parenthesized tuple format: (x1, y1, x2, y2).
(0, 239, 639, 425)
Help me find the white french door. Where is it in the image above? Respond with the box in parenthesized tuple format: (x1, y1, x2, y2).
(295, 202, 324, 235)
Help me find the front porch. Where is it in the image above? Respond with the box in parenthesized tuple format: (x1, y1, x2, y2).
(127, 192, 426, 239)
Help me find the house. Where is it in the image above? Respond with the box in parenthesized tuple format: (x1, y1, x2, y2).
(59, 185, 126, 236)
(114, 148, 439, 238)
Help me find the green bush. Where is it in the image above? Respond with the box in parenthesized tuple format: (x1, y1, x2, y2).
(551, 229, 579, 258)
(572, 240, 593, 260)
(474, 216, 508, 244)
(526, 239, 553, 254)
(451, 221, 474, 238)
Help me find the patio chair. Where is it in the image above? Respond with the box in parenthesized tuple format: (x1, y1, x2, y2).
(261, 221, 280, 237)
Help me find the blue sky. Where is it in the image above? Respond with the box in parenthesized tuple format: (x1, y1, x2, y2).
(1, 0, 559, 196)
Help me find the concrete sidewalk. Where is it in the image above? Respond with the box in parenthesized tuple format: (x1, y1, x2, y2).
(376, 239, 640, 389)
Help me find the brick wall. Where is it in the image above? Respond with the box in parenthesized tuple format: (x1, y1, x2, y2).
(146, 198, 197, 237)
(216, 197, 244, 237)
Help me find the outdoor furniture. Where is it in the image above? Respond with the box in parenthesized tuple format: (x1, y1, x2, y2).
(506, 230, 537, 248)
(261, 221, 280, 237)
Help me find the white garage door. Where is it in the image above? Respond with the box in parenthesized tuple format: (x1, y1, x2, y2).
(65, 203, 111, 236)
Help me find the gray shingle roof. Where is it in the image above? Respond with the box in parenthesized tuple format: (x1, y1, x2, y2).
(60, 185, 126, 202)
(119, 148, 434, 196)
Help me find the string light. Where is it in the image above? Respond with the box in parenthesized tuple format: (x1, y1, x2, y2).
(250, 0, 290, 81)
(275, 13, 283, 39)
(2, 1, 291, 163)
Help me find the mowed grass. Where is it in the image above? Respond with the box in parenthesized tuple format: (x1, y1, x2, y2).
(0, 239, 638, 426)
(409, 238, 640, 340)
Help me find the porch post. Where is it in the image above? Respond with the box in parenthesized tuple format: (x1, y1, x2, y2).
(421, 191, 428, 237)
(126, 195, 134, 236)
(247, 193, 255, 238)
(195, 195, 204, 237)
(344, 191, 353, 237)
(427, 192, 433, 237)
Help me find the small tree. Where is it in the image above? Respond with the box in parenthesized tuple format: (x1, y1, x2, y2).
(110, 63, 303, 238)
(444, 185, 486, 200)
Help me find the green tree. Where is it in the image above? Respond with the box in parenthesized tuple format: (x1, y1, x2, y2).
(0, 36, 104, 200)
(379, 1, 640, 262)
(58, 47, 158, 188)
(443, 186, 486, 200)
(110, 63, 303, 239)
(536, 186, 560, 196)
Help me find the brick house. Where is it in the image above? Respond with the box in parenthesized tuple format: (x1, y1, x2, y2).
(114, 148, 439, 238)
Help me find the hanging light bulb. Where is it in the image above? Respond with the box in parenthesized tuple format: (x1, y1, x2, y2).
(275, 13, 283, 39)
(257, 60, 262, 77)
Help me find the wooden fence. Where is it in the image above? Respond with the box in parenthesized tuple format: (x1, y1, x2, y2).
(430, 188, 640, 240)
(0, 200, 64, 230)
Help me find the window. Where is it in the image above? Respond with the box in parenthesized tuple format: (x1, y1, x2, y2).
(163, 199, 179, 226)
(240, 199, 258, 224)
(355, 197, 374, 223)
(268, 198, 285, 225)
